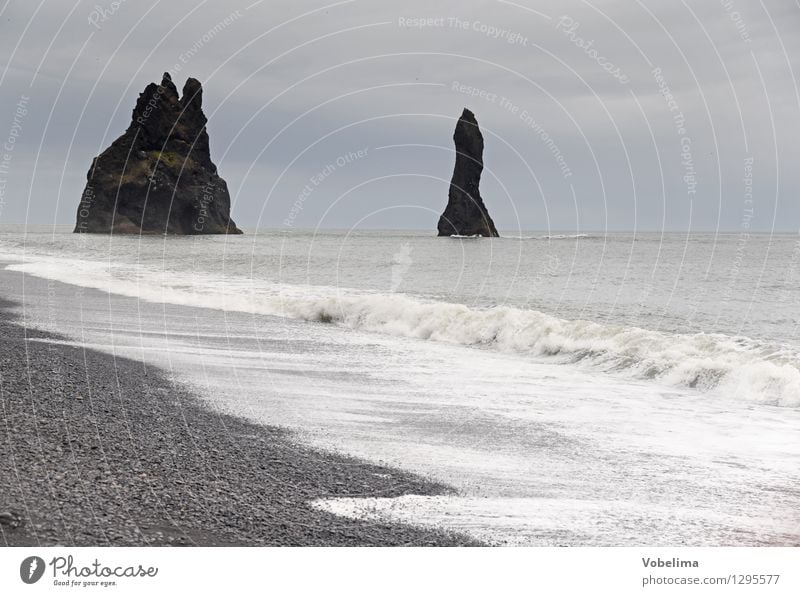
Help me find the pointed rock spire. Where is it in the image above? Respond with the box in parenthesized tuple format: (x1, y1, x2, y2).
(437, 108, 498, 237)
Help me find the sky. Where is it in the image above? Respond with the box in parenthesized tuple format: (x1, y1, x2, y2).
(1, 0, 799, 233)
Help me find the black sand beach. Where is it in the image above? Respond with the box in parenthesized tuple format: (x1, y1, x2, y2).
(0, 271, 477, 546)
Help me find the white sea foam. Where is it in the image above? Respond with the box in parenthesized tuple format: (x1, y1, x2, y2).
(6, 254, 800, 407)
(505, 233, 592, 240)
(310, 495, 796, 546)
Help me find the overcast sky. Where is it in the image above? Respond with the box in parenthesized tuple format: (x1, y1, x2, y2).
(1, 0, 799, 232)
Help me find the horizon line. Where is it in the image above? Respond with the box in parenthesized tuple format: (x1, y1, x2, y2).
(1, 223, 798, 235)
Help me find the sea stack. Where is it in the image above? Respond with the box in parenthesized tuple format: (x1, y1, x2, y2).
(437, 108, 498, 237)
(74, 73, 242, 234)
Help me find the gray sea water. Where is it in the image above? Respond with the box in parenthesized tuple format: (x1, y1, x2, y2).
(2, 225, 799, 545)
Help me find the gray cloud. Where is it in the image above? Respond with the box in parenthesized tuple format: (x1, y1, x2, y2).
(1, 0, 799, 232)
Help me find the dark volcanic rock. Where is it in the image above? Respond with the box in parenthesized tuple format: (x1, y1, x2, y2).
(437, 108, 499, 237)
(75, 73, 242, 235)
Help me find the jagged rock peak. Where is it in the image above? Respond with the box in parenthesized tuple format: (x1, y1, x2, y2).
(75, 73, 241, 235)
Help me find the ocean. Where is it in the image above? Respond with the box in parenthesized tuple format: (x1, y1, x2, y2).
(2, 225, 799, 545)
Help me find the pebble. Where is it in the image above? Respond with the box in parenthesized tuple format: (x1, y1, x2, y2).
(0, 288, 478, 547)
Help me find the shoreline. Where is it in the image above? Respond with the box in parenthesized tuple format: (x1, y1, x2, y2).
(0, 282, 479, 546)
(2, 255, 798, 547)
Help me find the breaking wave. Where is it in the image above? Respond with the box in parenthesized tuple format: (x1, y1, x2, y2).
(6, 255, 800, 407)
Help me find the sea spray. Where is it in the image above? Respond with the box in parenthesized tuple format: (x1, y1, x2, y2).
(6, 256, 800, 407)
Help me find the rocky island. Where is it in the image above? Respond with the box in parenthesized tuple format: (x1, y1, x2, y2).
(437, 108, 499, 237)
(75, 73, 241, 234)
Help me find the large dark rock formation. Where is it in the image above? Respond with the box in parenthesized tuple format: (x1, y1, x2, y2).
(437, 108, 498, 237)
(75, 73, 241, 234)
